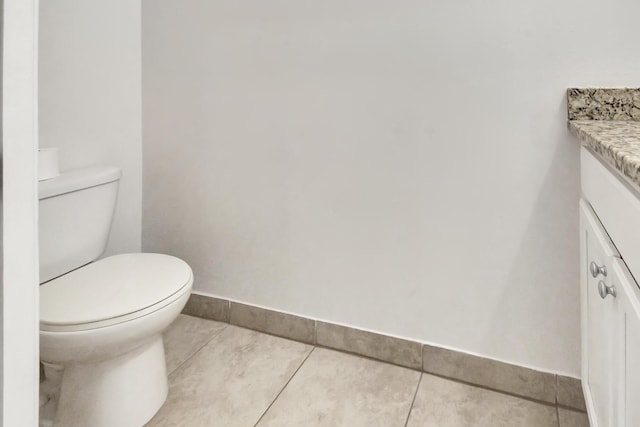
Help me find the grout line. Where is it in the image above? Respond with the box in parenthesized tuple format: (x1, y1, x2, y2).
(252, 347, 316, 427)
(313, 320, 317, 346)
(554, 375, 562, 426)
(403, 373, 423, 427)
(314, 343, 422, 373)
(423, 372, 557, 408)
(556, 403, 587, 413)
(222, 322, 315, 346)
(166, 320, 229, 377)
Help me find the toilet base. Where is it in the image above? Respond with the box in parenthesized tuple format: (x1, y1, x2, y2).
(54, 335, 168, 427)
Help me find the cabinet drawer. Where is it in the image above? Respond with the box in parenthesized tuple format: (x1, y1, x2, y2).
(581, 147, 640, 283)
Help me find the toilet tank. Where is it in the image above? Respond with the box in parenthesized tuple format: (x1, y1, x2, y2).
(39, 166, 121, 283)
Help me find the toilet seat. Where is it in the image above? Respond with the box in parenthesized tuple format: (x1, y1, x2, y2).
(40, 253, 193, 332)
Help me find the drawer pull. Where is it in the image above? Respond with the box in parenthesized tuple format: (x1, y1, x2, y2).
(590, 261, 607, 278)
(598, 280, 617, 299)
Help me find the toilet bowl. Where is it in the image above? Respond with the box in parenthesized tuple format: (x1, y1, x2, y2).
(40, 253, 193, 427)
(38, 165, 194, 427)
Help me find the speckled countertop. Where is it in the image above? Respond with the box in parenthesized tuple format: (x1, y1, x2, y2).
(568, 88, 640, 188)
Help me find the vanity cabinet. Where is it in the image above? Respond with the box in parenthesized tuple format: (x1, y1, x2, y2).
(580, 200, 618, 427)
(580, 147, 640, 427)
(611, 258, 640, 427)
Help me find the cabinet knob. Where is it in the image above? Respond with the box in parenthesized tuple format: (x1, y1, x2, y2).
(598, 280, 617, 299)
(590, 261, 607, 278)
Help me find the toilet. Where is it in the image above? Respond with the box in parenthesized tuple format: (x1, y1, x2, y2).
(38, 165, 193, 427)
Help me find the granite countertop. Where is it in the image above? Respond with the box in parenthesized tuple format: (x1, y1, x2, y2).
(568, 88, 640, 188)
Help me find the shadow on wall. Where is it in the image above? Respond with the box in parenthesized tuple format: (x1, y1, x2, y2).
(487, 95, 580, 374)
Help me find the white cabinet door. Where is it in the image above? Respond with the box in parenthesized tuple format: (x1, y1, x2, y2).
(612, 258, 640, 427)
(580, 200, 620, 427)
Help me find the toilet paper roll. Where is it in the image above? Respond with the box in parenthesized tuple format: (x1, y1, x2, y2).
(38, 148, 60, 181)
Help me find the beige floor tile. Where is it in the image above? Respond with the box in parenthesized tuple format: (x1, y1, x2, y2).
(256, 347, 421, 427)
(163, 314, 227, 374)
(406, 374, 558, 427)
(147, 325, 312, 427)
(558, 408, 590, 427)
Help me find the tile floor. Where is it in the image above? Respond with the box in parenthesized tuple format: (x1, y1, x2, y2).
(146, 315, 590, 427)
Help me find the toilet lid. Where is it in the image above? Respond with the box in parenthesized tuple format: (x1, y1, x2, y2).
(40, 253, 193, 329)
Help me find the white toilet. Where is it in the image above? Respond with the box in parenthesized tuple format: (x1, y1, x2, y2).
(38, 165, 193, 427)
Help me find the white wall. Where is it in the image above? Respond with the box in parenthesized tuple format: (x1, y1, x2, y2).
(39, 0, 142, 256)
(3, 0, 40, 423)
(142, 0, 640, 376)
(1, 0, 4, 419)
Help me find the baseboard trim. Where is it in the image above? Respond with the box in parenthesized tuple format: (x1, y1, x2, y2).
(182, 293, 585, 410)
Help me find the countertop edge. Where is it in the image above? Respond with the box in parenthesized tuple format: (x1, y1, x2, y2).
(568, 120, 640, 190)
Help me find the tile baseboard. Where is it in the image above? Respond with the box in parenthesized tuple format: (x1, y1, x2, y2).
(230, 301, 315, 345)
(316, 321, 422, 371)
(182, 293, 230, 322)
(422, 344, 556, 404)
(556, 375, 587, 412)
(181, 293, 586, 411)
